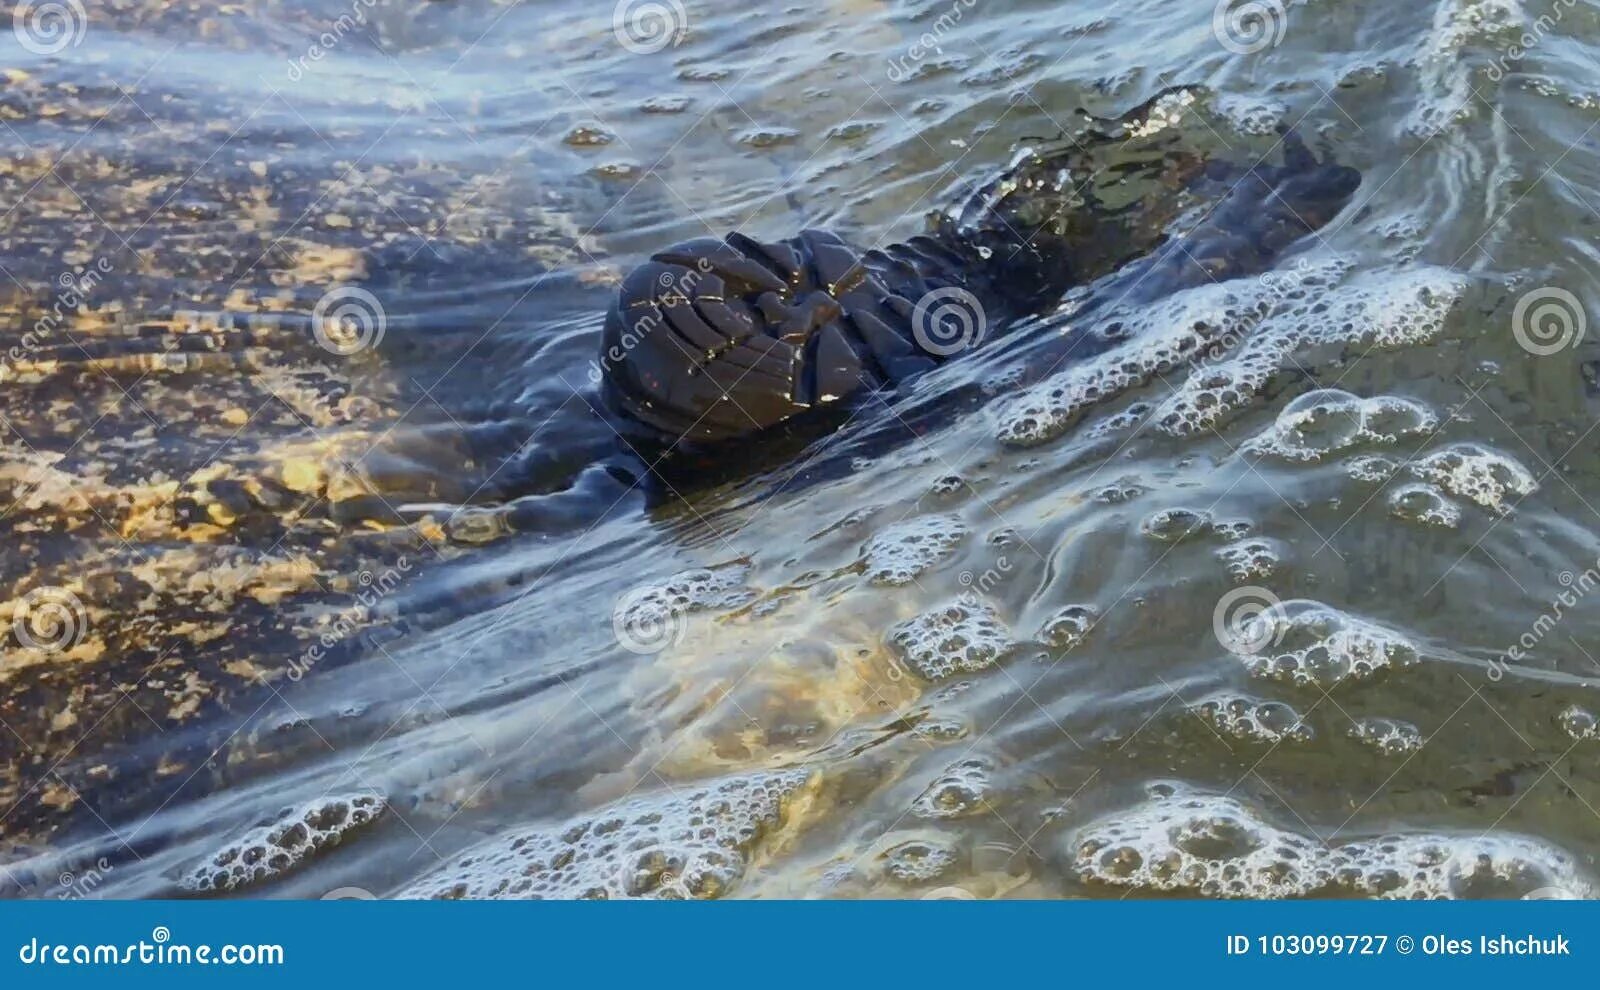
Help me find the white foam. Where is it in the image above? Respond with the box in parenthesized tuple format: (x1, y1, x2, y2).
(1217, 538, 1283, 582)
(1246, 389, 1436, 462)
(1190, 694, 1313, 744)
(888, 597, 1016, 680)
(613, 564, 752, 643)
(1068, 782, 1593, 898)
(1141, 507, 1214, 543)
(1410, 443, 1537, 514)
(1227, 599, 1420, 689)
(912, 757, 993, 819)
(1349, 716, 1426, 755)
(1037, 604, 1098, 650)
(862, 514, 969, 585)
(179, 792, 385, 892)
(399, 771, 813, 900)
(996, 264, 1466, 446)
(1387, 482, 1464, 528)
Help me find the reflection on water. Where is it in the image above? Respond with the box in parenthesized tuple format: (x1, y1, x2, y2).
(5, 0, 1600, 900)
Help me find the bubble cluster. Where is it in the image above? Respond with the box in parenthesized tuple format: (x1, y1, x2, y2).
(1410, 443, 1537, 515)
(1349, 717, 1426, 756)
(1246, 390, 1436, 462)
(1141, 507, 1214, 543)
(1226, 600, 1420, 689)
(1154, 266, 1462, 436)
(994, 281, 1244, 446)
(400, 771, 813, 900)
(611, 565, 752, 654)
(862, 514, 969, 585)
(1556, 704, 1599, 742)
(879, 835, 962, 883)
(1190, 694, 1313, 744)
(912, 758, 993, 819)
(179, 792, 385, 892)
(1346, 454, 1402, 484)
(1068, 783, 1594, 898)
(888, 599, 1016, 680)
(1216, 538, 1283, 582)
(1387, 482, 1463, 528)
(1037, 604, 1098, 650)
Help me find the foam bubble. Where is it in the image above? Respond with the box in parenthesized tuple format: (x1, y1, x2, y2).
(1346, 455, 1402, 484)
(1556, 704, 1599, 742)
(1068, 782, 1594, 899)
(912, 758, 993, 819)
(179, 792, 385, 892)
(1410, 443, 1537, 515)
(1217, 538, 1283, 582)
(888, 598, 1016, 680)
(879, 835, 962, 883)
(1037, 604, 1098, 650)
(1246, 390, 1436, 462)
(1190, 694, 1313, 744)
(1229, 600, 1420, 689)
(399, 771, 814, 900)
(1387, 482, 1463, 528)
(862, 514, 969, 585)
(1349, 717, 1426, 755)
(1154, 266, 1464, 436)
(1141, 507, 1214, 543)
(614, 565, 752, 638)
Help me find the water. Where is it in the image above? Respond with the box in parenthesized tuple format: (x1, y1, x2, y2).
(4, 0, 1600, 900)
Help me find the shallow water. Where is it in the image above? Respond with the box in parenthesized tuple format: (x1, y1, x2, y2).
(6, 0, 1600, 900)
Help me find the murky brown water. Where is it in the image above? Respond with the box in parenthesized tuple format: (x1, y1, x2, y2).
(5, 0, 1600, 900)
